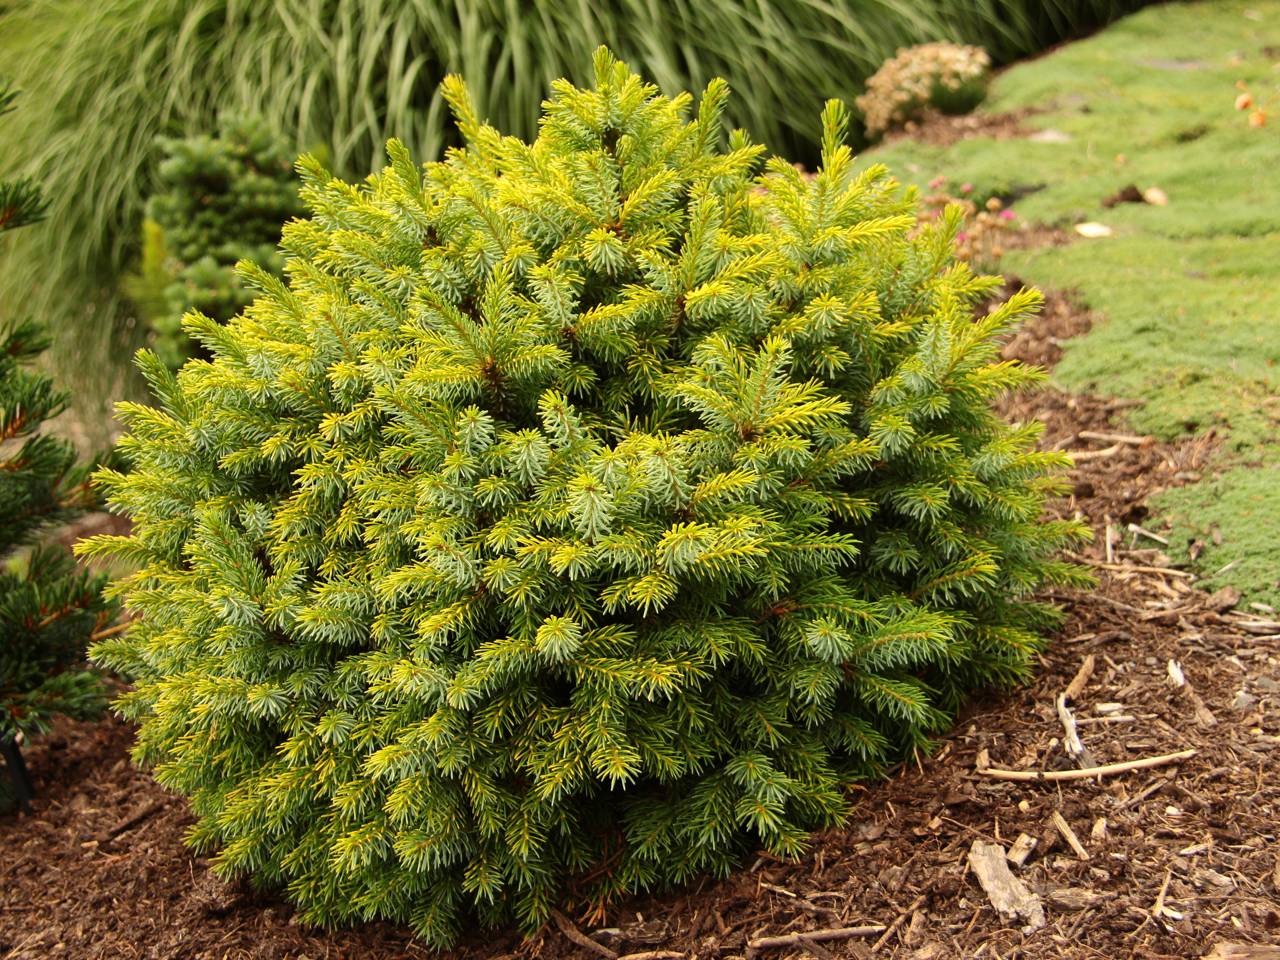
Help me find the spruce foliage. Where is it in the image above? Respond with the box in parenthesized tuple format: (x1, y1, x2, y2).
(88, 52, 1088, 944)
(1, 84, 114, 745)
(128, 118, 304, 368)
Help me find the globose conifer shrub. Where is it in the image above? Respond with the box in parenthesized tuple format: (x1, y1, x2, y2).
(87, 50, 1088, 945)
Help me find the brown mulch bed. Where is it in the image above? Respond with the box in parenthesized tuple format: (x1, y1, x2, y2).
(5, 294, 1278, 960)
(998, 282, 1098, 371)
(882, 107, 1038, 148)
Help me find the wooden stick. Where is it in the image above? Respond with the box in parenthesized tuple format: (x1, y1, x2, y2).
(759, 883, 837, 919)
(1151, 867, 1172, 919)
(1123, 564, 1193, 579)
(1115, 775, 1174, 812)
(1056, 694, 1091, 768)
(89, 618, 136, 643)
(1051, 811, 1090, 861)
(1103, 398, 1145, 410)
(1070, 557, 1194, 578)
(1063, 654, 1096, 702)
(104, 800, 165, 840)
(1077, 430, 1152, 446)
(871, 894, 925, 952)
(1075, 715, 1136, 725)
(550, 909, 618, 960)
(979, 749, 1196, 783)
(1067, 442, 1123, 463)
(745, 925, 887, 956)
(1127, 522, 1169, 545)
(1229, 617, 1280, 633)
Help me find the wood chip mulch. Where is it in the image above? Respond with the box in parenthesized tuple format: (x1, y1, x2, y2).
(881, 107, 1039, 148)
(3, 289, 1278, 960)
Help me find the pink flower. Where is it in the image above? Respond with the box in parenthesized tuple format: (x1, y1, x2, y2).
(928, 175, 946, 189)
(956, 231, 969, 242)
(960, 182, 974, 194)
(999, 209, 1016, 221)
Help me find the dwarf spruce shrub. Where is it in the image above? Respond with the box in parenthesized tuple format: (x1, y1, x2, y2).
(87, 50, 1087, 944)
(127, 118, 304, 369)
(0, 319, 113, 745)
(1, 84, 115, 775)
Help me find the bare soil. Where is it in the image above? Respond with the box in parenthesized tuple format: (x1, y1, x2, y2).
(998, 282, 1097, 371)
(4, 291, 1278, 960)
(883, 108, 1038, 148)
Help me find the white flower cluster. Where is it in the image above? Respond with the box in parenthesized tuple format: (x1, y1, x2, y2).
(857, 42, 991, 138)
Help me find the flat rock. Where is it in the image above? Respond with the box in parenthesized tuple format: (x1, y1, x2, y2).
(1142, 58, 1204, 71)
(1028, 128, 1072, 144)
(1231, 690, 1257, 712)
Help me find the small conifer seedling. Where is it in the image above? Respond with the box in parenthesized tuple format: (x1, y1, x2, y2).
(87, 50, 1088, 944)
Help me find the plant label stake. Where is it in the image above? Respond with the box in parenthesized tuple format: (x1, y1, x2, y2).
(1, 735, 34, 814)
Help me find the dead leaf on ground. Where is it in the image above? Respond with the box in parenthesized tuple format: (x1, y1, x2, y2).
(1074, 222, 1113, 238)
(1102, 184, 1144, 207)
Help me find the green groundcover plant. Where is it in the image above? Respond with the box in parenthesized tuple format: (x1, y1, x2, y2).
(86, 51, 1087, 944)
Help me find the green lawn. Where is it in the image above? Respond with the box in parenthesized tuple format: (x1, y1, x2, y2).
(862, 0, 1280, 603)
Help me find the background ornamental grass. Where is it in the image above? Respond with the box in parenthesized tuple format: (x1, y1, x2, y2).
(0, 0, 1153, 442)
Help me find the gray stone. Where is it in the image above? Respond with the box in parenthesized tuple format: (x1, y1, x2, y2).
(1230, 689, 1257, 712)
